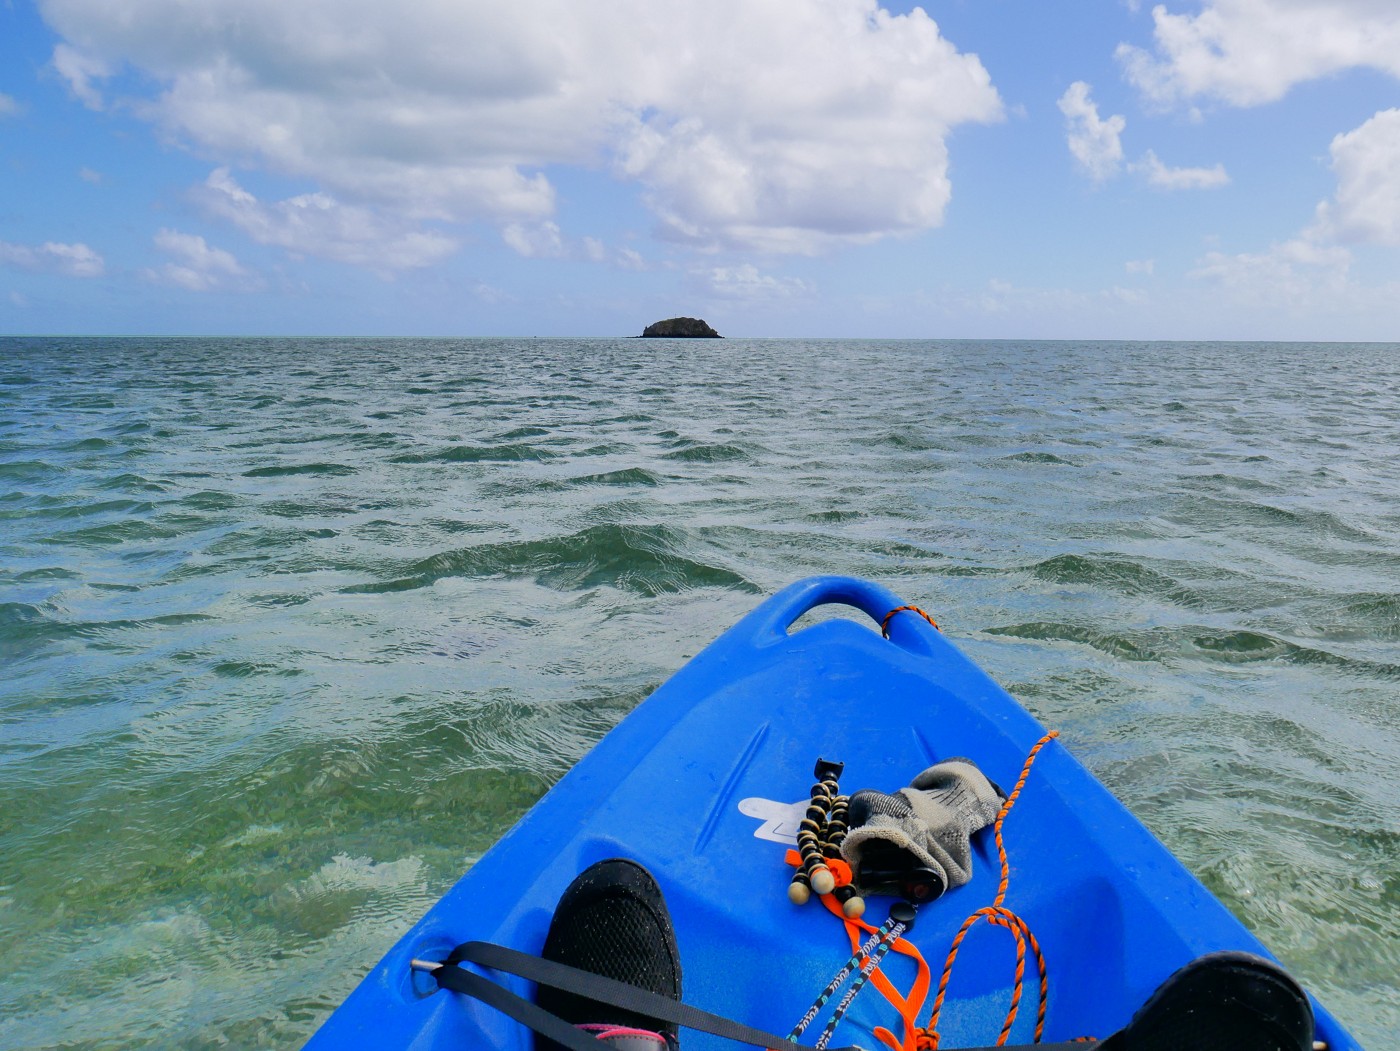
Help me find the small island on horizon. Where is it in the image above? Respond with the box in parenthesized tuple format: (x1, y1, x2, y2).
(640, 317, 722, 338)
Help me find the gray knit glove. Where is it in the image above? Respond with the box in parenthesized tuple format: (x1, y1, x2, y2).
(840, 759, 1004, 901)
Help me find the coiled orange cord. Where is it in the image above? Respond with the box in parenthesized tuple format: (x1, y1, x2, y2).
(918, 730, 1060, 1049)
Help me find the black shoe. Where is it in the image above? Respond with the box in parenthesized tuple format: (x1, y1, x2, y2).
(1101, 951, 1315, 1051)
(535, 859, 683, 1050)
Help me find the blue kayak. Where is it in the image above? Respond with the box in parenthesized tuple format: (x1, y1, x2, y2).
(308, 576, 1362, 1050)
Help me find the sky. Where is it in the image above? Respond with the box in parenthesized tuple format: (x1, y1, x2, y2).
(2, 0, 1399, 339)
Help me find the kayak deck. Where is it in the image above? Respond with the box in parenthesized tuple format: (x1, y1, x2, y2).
(308, 576, 1361, 1050)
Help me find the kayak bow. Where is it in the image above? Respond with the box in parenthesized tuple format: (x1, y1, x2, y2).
(308, 576, 1362, 1050)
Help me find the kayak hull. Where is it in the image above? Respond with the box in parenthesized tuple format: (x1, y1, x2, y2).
(308, 576, 1362, 1050)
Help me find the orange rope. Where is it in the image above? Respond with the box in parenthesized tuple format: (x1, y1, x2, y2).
(918, 730, 1059, 1050)
(881, 606, 940, 637)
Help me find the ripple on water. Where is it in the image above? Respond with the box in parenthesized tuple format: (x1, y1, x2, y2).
(1024, 553, 1193, 601)
(659, 441, 753, 464)
(241, 462, 358, 478)
(341, 523, 758, 596)
(985, 619, 1400, 682)
(389, 442, 557, 464)
(997, 450, 1077, 466)
(565, 467, 663, 487)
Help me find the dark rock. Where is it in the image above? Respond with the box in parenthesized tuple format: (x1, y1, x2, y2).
(641, 317, 722, 338)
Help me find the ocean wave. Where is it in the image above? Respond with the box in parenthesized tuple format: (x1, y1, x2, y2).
(242, 463, 358, 478)
(0, 603, 217, 663)
(0, 459, 58, 482)
(1175, 495, 1383, 545)
(1024, 553, 1200, 604)
(38, 519, 179, 546)
(565, 467, 662, 487)
(388, 442, 556, 464)
(659, 442, 752, 464)
(1331, 592, 1400, 640)
(20, 498, 156, 522)
(998, 451, 1077, 466)
(492, 425, 552, 440)
(180, 490, 241, 510)
(341, 523, 756, 596)
(95, 472, 167, 493)
(985, 620, 1400, 680)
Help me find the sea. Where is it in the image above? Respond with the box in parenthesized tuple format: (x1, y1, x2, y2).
(1, 336, 1397, 1049)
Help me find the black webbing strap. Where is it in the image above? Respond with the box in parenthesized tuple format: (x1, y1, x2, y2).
(431, 964, 624, 1051)
(440, 940, 855, 1049)
(433, 941, 1100, 1051)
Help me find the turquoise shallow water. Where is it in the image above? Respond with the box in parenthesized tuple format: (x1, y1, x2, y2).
(1, 336, 1397, 1048)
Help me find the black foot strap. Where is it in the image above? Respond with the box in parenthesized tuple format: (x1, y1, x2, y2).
(429, 940, 1095, 1051)
(437, 941, 861, 1050)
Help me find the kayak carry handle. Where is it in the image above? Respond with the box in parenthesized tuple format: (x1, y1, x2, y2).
(742, 575, 942, 657)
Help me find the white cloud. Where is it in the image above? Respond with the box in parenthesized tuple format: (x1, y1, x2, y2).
(0, 239, 105, 277)
(1132, 149, 1230, 190)
(52, 43, 109, 109)
(502, 225, 648, 269)
(580, 237, 649, 270)
(37, 0, 1002, 254)
(471, 282, 513, 305)
(0, 94, 22, 118)
(936, 277, 1161, 321)
(1190, 107, 1400, 319)
(1059, 83, 1228, 190)
(700, 263, 810, 300)
(195, 168, 457, 272)
(502, 221, 567, 259)
(79, 167, 103, 184)
(1058, 82, 1126, 183)
(1118, 0, 1400, 109)
(1311, 109, 1400, 247)
(1126, 258, 1156, 275)
(615, 247, 647, 271)
(141, 228, 261, 291)
(1190, 236, 1352, 306)
(1183, 229, 1400, 336)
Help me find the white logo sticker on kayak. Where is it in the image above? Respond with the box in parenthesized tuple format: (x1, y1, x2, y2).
(737, 798, 807, 844)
